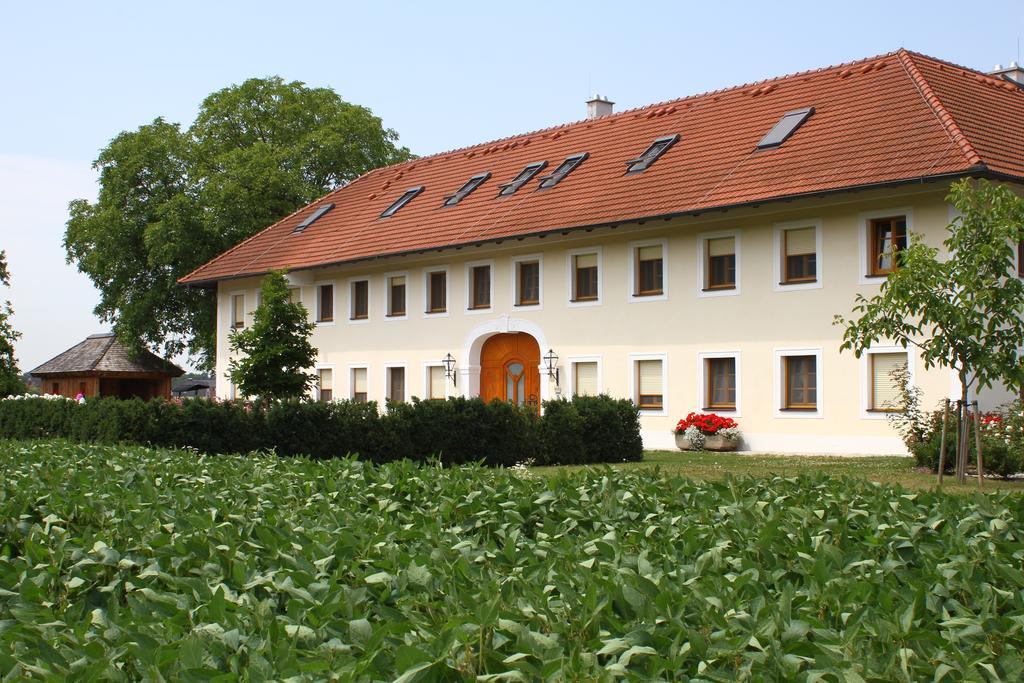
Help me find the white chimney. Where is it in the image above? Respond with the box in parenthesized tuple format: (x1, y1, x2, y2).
(989, 61, 1024, 85)
(586, 94, 614, 119)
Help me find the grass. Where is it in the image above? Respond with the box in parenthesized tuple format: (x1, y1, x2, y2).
(533, 449, 1024, 494)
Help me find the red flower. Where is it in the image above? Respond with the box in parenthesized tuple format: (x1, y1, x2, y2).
(675, 412, 738, 435)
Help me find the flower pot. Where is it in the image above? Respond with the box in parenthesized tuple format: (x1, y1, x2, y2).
(703, 434, 739, 451)
(675, 433, 695, 451)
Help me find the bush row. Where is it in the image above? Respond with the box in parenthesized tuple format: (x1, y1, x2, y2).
(0, 394, 643, 466)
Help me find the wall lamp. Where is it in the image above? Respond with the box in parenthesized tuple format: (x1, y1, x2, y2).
(543, 349, 560, 386)
(442, 353, 458, 387)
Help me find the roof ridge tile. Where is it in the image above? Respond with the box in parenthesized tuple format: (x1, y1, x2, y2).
(897, 49, 984, 167)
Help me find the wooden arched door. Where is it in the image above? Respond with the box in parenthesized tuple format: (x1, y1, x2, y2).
(480, 333, 541, 411)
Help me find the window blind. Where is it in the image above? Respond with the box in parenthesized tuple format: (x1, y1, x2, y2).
(429, 366, 446, 399)
(575, 253, 597, 269)
(638, 245, 661, 262)
(352, 368, 367, 394)
(638, 360, 663, 394)
(575, 362, 598, 396)
(872, 352, 906, 409)
(785, 227, 815, 255)
(707, 236, 734, 257)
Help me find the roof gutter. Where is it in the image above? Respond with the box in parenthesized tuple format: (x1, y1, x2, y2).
(180, 167, 1017, 288)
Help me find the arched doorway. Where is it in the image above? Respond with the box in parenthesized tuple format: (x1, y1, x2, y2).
(480, 333, 541, 410)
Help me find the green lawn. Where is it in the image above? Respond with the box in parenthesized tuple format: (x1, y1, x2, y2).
(534, 449, 1024, 494)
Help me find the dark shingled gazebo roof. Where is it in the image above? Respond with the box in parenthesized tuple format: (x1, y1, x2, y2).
(30, 333, 184, 377)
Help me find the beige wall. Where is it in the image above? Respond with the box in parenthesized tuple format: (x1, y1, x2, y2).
(214, 182, 1018, 454)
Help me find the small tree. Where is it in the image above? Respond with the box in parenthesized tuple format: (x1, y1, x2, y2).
(0, 251, 25, 397)
(227, 270, 317, 401)
(835, 179, 1024, 482)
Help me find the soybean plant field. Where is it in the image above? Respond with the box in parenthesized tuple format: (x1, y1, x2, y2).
(1, 440, 1023, 681)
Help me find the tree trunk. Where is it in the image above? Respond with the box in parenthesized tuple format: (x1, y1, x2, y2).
(958, 378, 970, 484)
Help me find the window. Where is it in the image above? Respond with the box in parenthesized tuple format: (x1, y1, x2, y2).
(870, 352, 907, 412)
(705, 237, 736, 290)
(51, 382, 60, 395)
(387, 367, 405, 403)
(573, 361, 599, 396)
(318, 368, 333, 402)
(387, 275, 406, 317)
(231, 294, 245, 328)
(351, 367, 368, 402)
(292, 203, 334, 233)
(572, 252, 599, 301)
(538, 153, 588, 189)
(626, 134, 679, 173)
(289, 288, 301, 304)
(444, 173, 490, 206)
(868, 216, 907, 276)
(515, 259, 540, 306)
(757, 107, 814, 149)
(705, 357, 736, 410)
(427, 365, 446, 400)
(469, 264, 491, 310)
(426, 270, 447, 314)
(784, 355, 817, 410)
(317, 284, 334, 323)
(380, 187, 424, 218)
(499, 162, 547, 196)
(634, 245, 664, 296)
(350, 280, 369, 320)
(778, 225, 819, 284)
(636, 359, 664, 411)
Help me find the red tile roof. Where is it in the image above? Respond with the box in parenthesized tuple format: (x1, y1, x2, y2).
(180, 50, 1024, 285)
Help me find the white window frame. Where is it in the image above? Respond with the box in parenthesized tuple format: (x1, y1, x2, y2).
(347, 277, 371, 325)
(423, 266, 450, 318)
(314, 280, 337, 326)
(510, 253, 544, 310)
(697, 229, 741, 298)
(628, 352, 668, 416)
(773, 219, 823, 292)
(860, 345, 914, 419)
(627, 238, 669, 303)
(348, 364, 370, 402)
(697, 350, 741, 417)
(229, 290, 247, 329)
(566, 246, 603, 307)
(465, 259, 495, 314)
(382, 270, 410, 321)
(858, 207, 914, 285)
(422, 361, 451, 400)
(314, 363, 336, 402)
(566, 355, 603, 397)
(383, 362, 408, 405)
(773, 347, 823, 419)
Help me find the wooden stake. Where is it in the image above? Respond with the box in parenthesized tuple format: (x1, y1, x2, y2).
(973, 400, 984, 490)
(937, 398, 949, 487)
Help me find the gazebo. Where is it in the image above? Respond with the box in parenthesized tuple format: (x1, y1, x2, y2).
(30, 333, 184, 400)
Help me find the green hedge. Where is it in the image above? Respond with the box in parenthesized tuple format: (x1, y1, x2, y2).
(0, 394, 642, 466)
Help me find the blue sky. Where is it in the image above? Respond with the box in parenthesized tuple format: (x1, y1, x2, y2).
(1, 0, 1022, 370)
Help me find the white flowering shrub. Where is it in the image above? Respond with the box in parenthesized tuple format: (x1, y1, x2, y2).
(683, 425, 705, 450)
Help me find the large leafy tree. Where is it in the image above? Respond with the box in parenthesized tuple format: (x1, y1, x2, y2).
(835, 179, 1024, 481)
(0, 251, 25, 397)
(65, 77, 411, 370)
(227, 271, 317, 401)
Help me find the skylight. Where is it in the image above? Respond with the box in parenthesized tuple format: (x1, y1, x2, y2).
(626, 135, 679, 173)
(499, 162, 547, 196)
(292, 203, 335, 233)
(444, 172, 491, 206)
(380, 187, 424, 218)
(757, 107, 814, 149)
(537, 153, 588, 189)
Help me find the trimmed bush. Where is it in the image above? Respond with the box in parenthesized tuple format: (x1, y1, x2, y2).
(0, 393, 641, 466)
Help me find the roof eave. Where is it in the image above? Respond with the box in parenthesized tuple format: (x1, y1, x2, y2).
(179, 167, 1019, 287)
